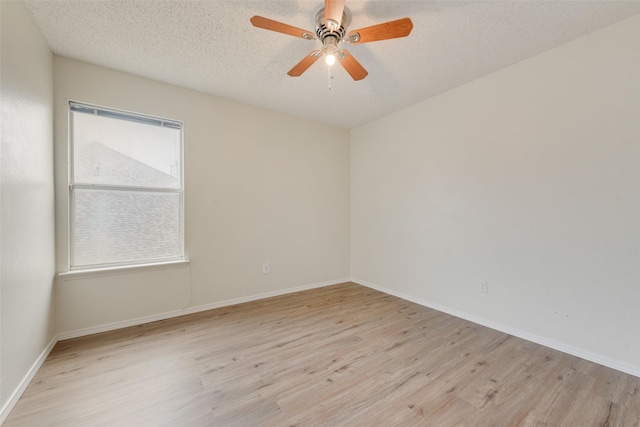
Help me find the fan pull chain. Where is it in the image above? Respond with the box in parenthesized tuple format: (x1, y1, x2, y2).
(327, 64, 334, 90)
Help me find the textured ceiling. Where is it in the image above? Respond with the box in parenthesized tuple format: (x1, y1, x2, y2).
(25, 1, 640, 129)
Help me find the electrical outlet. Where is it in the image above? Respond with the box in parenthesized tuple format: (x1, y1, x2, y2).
(479, 281, 488, 293)
(262, 262, 270, 274)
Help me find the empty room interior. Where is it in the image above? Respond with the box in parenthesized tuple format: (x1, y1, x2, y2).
(1, 0, 639, 425)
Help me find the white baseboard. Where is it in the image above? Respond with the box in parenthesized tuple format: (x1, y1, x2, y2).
(352, 277, 640, 379)
(0, 335, 58, 425)
(57, 277, 351, 341)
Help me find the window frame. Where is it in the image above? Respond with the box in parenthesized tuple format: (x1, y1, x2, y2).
(68, 100, 185, 271)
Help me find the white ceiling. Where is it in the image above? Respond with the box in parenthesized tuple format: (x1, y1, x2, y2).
(25, 1, 640, 129)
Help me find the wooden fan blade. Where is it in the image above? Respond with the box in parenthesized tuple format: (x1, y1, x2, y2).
(337, 49, 368, 81)
(347, 17, 413, 44)
(324, 0, 345, 30)
(250, 16, 316, 40)
(288, 50, 322, 77)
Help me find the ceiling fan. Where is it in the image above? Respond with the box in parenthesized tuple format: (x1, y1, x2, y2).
(250, 0, 413, 81)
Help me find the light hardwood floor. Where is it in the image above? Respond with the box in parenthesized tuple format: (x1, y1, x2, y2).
(5, 282, 639, 426)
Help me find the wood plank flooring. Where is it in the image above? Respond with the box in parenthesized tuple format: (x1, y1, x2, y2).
(5, 282, 639, 426)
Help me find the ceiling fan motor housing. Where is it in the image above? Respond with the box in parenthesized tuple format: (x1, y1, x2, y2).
(315, 8, 348, 54)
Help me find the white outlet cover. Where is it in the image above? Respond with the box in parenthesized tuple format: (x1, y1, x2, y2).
(480, 281, 488, 293)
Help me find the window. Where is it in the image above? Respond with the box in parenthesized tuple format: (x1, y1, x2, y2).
(69, 101, 184, 270)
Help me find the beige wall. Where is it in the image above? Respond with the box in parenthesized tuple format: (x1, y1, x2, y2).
(351, 14, 640, 375)
(0, 0, 56, 418)
(53, 57, 351, 334)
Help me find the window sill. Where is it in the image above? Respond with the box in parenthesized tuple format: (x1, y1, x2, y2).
(58, 259, 190, 281)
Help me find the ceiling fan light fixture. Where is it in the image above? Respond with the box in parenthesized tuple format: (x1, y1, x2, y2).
(323, 35, 339, 53)
(325, 53, 336, 65)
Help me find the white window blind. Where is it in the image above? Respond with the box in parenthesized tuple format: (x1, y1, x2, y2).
(69, 101, 184, 270)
